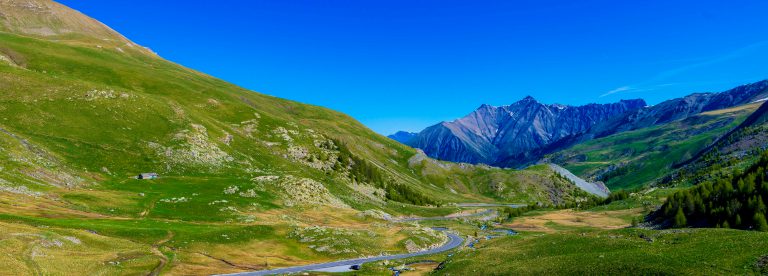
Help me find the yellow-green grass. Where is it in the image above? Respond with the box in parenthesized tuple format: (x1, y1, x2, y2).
(0, 221, 157, 275)
(437, 228, 768, 275)
(0, 192, 453, 275)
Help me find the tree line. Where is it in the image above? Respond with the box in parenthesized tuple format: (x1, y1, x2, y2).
(653, 150, 768, 231)
(331, 139, 440, 206)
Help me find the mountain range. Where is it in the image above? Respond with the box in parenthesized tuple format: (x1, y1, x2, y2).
(396, 80, 768, 168)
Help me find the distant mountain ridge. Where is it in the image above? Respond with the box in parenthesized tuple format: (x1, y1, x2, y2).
(387, 131, 418, 144)
(398, 80, 768, 168)
(589, 80, 768, 138)
(405, 97, 647, 167)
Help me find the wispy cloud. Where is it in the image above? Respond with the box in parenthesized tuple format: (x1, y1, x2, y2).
(601, 86, 631, 97)
(651, 40, 768, 82)
(600, 40, 768, 98)
(600, 83, 680, 98)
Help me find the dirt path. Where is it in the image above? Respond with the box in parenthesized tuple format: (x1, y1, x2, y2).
(140, 199, 157, 218)
(148, 231, 174, 276)
(22, 242, 43, 275)
(197, 252, 264, 270)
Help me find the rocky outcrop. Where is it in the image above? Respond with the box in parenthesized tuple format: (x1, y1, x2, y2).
(407, 96, 646, 167)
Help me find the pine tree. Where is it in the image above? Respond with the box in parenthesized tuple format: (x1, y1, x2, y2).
(737, 179, 746, 194)
(674, 207, 687, 228)
(754, 212, 768, 232)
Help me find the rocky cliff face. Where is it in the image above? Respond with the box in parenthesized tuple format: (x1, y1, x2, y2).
(407, 97, 647, 166)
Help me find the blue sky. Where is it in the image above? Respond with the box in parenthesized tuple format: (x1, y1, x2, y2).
(59, 0, 768, 134)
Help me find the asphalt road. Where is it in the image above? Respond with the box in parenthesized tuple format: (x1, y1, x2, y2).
(216, 203, 514, 276)
(216, 232, 463, 276)
(394, 209, 496, 222)
(394, 203, 525, 222)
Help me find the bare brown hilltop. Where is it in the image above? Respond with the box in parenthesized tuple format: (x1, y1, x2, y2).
(0, 0, 153, 54)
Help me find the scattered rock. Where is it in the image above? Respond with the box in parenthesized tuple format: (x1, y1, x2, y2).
(159, 197, 189, 203)
(223, 186, 239, 195)
(276, 175, 348, 208)
(208, 200, 228, 205)
(40, 239, 63, 248)
(238, 189, 258, 198)
(148, 123, 233, 169)
(639, 233, 654, 243)
(756, 255, 768, 274)
(0, 184, 43, 197)
(221, 132, 233, 145)
(273, 127, 293, 142)
(62, 236, 81, 245)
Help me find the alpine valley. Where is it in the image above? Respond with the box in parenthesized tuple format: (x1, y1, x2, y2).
(2, 1, 768, 275)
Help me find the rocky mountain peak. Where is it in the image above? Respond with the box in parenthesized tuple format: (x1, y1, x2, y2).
(511, 95, 540, 107)
(407, 98, 648, 166)
(477, 103, 495, 109)
(619, 98, 648, 107)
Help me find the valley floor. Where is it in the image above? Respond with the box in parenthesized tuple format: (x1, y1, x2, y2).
(307, 189, 768, 276)
(3, 183, 768, 275)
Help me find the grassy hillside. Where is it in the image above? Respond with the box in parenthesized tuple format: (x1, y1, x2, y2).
(0, 16, 589, 209)
(437, 228, 768, 275)
(662, 102, 768, 187)
(407, 151, 593, 205)
(550, 102, 760, 190)
(0, 30, 452, 274)
(0, 1, 601, 274)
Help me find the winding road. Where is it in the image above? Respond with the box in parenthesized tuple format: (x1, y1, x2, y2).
(391, 203, 524, 222)
(216, 231, 463, 276)
(393, 209, 496, 222)
(455, 203, 526, 208)
(217, 203, 521, 275)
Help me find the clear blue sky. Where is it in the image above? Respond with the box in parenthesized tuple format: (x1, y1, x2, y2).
(58, 0, 768, 135)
